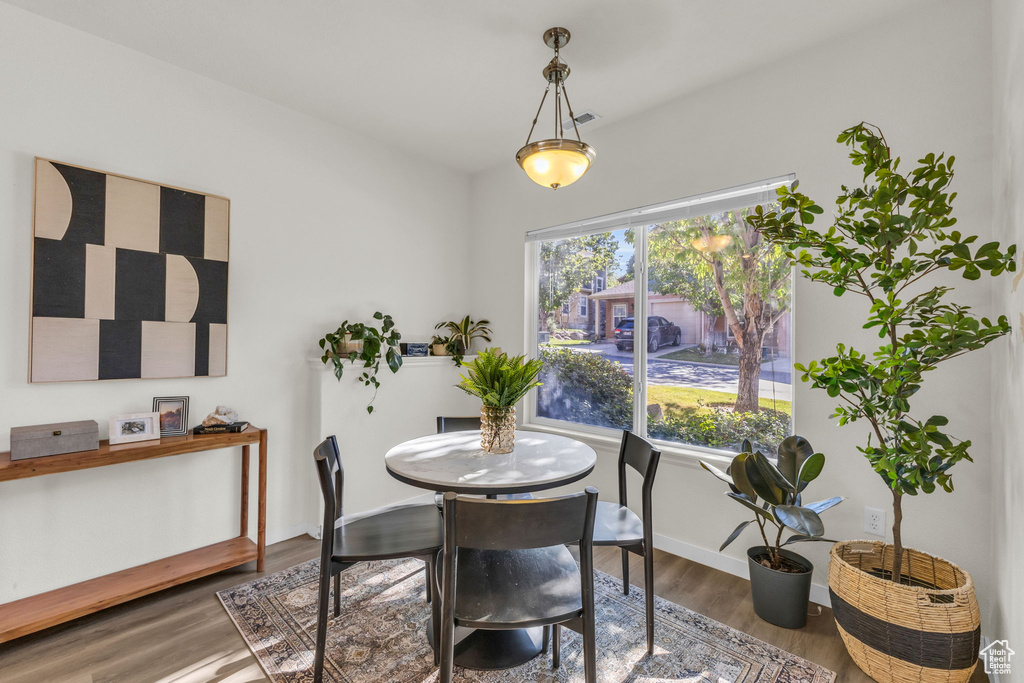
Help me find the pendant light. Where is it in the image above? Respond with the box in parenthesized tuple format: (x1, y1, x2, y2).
(516, 27, 596, 190)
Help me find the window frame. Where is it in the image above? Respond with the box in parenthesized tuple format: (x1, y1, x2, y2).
(578, 294, 587, 317)
(523, 175, 795, 466)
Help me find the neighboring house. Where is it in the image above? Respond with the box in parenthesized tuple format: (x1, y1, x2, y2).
(557, 270, 606, 336)
(587, 279, 791, 354)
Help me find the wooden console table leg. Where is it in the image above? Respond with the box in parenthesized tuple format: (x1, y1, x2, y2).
(257, 429, 268, 571)
(240, 445, 250, 538)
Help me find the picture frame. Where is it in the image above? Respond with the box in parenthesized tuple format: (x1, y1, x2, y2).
(109, 412, 160, 445)
(153, 396, 190, 437)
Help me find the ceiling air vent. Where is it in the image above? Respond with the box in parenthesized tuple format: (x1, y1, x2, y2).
(562, 110, 600, 133)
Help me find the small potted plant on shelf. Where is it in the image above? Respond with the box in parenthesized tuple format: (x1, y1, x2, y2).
(701, 436, 842, 629)
(747, 122, 1016, 681)
(455, 349, 543, 454)
(434, 316, 492, 366)
(318, 312, 402, 414)
(430, 335, 450, 357)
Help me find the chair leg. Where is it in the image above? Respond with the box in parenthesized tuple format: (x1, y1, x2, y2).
(314, 566, 332, 683)
(430, 562, 441, 666)
(439, 585, 455, 682)
(621, 547, 630, 595)
(583, 610, 597, 683)
(552, 624, 561, 668)
(333, 572, 341, 618)
(542, 625, 550, 653)
(424, 555, 433, 604)
(643, 549, 655, 655)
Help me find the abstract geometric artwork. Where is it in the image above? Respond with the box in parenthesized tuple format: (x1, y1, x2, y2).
(30, 159, 229, 382)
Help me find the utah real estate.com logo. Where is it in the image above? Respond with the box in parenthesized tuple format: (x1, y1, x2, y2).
(980, 640, 1014, 676)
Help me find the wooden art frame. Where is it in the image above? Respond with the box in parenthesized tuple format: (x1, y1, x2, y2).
(29, 158, 230, 382)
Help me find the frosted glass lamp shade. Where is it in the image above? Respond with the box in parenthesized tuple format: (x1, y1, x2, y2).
(516, 139, 596, 190)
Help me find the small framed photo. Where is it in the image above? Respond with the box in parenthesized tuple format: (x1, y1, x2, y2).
(109, 412, 160, 445)
(153, 396, 190, 437)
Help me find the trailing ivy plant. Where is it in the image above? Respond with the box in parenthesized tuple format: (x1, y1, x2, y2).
(747, 123, 1017, 582)
(434, 316, 492, 367)
(318, 312, 402, 414)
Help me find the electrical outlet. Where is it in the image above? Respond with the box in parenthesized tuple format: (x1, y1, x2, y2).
(864, 506, 886, 536)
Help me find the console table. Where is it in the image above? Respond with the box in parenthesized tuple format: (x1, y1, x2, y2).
(0, 425, 267, 642)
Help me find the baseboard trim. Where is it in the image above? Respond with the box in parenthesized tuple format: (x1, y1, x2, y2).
(652, 532, 832, 607)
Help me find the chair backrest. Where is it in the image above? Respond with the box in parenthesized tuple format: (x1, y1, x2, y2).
(436, 416, 482, 434)
(442, 488, 598, 552)
(313, 436, 345, 552)
(617, 430, 661, 510)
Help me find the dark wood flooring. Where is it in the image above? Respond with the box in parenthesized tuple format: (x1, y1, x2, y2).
(0, 536, 988, 682)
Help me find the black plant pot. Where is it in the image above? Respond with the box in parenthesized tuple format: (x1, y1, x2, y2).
(747, 546, 813, 629)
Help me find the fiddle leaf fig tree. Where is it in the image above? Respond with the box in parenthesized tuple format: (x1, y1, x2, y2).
(747, 123, 1017, 582)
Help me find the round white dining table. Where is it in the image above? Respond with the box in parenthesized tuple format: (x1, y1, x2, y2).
(384, 429, 598, 670)
(384, 429, 597, 496)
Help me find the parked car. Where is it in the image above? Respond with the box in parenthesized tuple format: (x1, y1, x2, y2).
(614, 316, 682, 352)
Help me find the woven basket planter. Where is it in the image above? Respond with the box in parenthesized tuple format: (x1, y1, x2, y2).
(828, 541, 980, 683)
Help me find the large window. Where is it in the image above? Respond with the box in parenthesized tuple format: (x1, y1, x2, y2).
(529, 177, 793, 456)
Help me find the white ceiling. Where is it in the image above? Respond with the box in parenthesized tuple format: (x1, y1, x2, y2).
(7, 0, 926, 173)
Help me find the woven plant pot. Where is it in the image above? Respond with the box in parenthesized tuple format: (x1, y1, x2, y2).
(828, 541, 980, 683)
(480, 406, 515, 454)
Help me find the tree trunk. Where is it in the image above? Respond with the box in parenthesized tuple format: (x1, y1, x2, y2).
(891, 489, 904, 583)
(735, 329, 762, 413)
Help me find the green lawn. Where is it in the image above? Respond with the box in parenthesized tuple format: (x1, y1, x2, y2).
(658, 348, 740, 366)
(541, 339, 592, 346)
(647, 384, 791, 418)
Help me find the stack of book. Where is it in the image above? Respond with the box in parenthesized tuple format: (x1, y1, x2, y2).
(193, 421, 249, 435)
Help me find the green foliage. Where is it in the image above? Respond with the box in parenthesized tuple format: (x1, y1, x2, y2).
(318, 312, 402, 414)
(538, 348, 787, 449)
(434, 316, 492, 366)
(537, 348, 633, 428)
(648, 402, 790, 453)
(746, 122, 1017, 576)
(456, 349, 543, 408)
(628, 209, 791, 414)
(701, 437, 843, 571)
(539, 234, 617, 317)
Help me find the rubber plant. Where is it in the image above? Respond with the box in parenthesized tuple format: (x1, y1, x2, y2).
(434, 316, 492, 367)
(701, 436, 843, 570)
(746, 122, 1017, 581)
(318, 312, 402, 414)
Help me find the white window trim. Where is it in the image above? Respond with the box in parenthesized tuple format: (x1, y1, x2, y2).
(579, 295, 587, 316)
(523, 176, 796, 464)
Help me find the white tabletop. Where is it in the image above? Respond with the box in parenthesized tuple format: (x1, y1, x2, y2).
(384, 430, 597, 495)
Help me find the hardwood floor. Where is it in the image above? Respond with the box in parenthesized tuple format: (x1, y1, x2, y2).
(0, 537, 989, 682)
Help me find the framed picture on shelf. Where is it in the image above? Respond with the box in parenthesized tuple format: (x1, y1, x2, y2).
(153, 396, 190, 436)
(109, 412, 160, 445)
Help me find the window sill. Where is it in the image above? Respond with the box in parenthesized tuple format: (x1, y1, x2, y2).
(520, 421, 732, 470)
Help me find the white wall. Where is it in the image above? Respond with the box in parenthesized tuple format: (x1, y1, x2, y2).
(0, 3, 472, 602)
(991, 0, 1024, 662)
(471, 0, 1001, 614)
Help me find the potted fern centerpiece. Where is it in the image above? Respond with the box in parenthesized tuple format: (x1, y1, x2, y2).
(748, 123, 1016, 682)
(456, 349, 543, 454)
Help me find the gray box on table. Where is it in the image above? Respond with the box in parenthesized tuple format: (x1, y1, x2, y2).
(10, 420, 100, 460)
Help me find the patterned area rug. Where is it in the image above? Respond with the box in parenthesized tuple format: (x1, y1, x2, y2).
(217, 558, 836, 682)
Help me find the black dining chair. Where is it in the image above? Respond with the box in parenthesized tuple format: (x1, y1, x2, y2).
(592, 430, 661, 655)
(438, 488, 600, 683)
(312, 435, 444, 682)
(435, 416, 532, 500)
